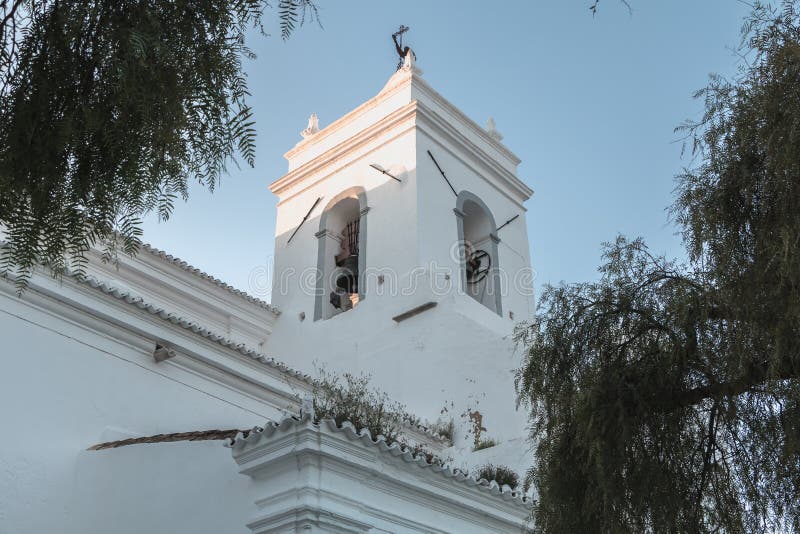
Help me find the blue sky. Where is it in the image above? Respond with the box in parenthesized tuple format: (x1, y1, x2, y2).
(140, 1, 752, 303)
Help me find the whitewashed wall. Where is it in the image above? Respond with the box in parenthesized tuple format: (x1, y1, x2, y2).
(0, 275, 295, 534)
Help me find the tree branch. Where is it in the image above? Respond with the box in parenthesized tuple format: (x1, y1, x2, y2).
(662, 361, 796, 412)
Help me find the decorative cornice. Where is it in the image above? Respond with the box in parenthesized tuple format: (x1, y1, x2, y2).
(228, 410, 530, 507)
(271, 102, 418, 196)
(272, 66, 532, 206)
(414, 100, 533, 203)
(271, 101, 532, 208)
(281, 65, 419, 163)
(410, 73, 521, 167)
(282, 65, 520, 169)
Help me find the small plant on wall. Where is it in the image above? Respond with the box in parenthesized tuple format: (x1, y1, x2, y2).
(311, 368, 434, 453)
(429, 418, 455, 444)
(475, 464, 519, 490)
(311, 369, 407, 444)
(473, 437, 497, 451)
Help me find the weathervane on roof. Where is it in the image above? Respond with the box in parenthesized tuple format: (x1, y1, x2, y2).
(392, 25, 414, 71)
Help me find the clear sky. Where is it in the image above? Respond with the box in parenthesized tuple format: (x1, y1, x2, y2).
(140, 1, 752, 304)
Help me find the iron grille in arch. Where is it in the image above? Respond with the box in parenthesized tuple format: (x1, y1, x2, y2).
(345, 219, 359, 256)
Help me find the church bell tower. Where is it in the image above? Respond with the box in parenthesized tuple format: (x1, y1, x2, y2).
(265, 50, 535, 442)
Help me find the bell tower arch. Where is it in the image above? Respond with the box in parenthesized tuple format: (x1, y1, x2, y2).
(454, 190, 502, 316)
(314, 187, 368, 321)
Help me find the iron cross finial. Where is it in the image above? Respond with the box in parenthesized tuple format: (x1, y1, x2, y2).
(392, 25, 413, 71)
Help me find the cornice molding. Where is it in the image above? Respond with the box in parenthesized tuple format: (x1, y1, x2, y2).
(281, 67, 418, 163)
(415, 101, 533, 204)
(229, 412, 530, 533)
(271, 102, 419, 196)
(270, 100, 532, 208)
(282, 68, 521, 169)
(410, 73, 522, 167)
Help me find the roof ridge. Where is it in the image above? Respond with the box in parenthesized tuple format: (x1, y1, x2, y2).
(228, 411, 529, 506)
(68, 271, 309, 383)
(140, 243, 280, 315)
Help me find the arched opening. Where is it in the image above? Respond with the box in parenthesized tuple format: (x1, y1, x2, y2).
(315, 188, 368, 320)
(455, 191, 501, 315)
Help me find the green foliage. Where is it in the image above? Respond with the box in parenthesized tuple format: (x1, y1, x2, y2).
(516, 2, 800, 532)
(311, 369, 419, 447)
(0, 0, 316, 291)
(310, 369, 458, 470)
(277, 0, 318, 41)
(310, 370, 453, 466)
(473, 437, 497, 451)
(429, 418, 455, 444)
(475, 464, 519, 490)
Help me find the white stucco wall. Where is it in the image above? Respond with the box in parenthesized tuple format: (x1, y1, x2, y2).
(0, 278, 291, 534)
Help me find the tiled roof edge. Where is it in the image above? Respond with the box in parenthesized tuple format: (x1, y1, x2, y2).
(66, 272, 309, 383)
(140, 244, 280, 315)
(227, 411, 530, 507)
(79, 276, 304, 382)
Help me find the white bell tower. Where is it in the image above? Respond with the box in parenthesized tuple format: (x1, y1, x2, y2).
(266, 51, 535, 443)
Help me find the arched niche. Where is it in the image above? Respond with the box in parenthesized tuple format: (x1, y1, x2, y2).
(314, 187, 368, 320)
(454, 190, 501, 315)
